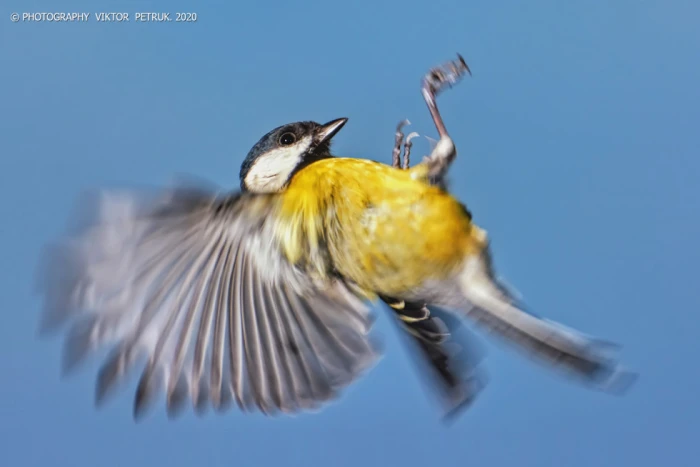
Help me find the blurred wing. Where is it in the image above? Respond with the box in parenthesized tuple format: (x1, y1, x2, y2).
(36, 180, 379, 418)
(382, 298, 486, 419)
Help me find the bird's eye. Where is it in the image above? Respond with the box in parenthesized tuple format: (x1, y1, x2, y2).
(279, 133, 296, 146)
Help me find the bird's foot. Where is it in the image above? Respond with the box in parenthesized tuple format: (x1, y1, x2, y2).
(421, 54, 471, 181)
(423, 54, 471, 102)
(392, 119, 420, 169)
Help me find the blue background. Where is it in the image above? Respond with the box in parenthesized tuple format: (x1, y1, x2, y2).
(2, 1, 698, 466)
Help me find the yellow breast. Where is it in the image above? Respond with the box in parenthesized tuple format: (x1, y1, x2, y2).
(276, 158, 485, 298)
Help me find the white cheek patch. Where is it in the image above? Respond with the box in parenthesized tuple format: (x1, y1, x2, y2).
(244, 135, 313, 192)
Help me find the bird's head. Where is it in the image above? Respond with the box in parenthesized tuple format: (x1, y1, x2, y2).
(239, 118, 348, 193)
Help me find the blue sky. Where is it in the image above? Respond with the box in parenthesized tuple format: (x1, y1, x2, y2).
(2, 0, 699, 466)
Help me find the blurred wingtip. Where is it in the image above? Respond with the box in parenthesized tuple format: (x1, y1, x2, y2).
(63, 187, 106, 235)
(34, 239, 88, 339)
(597, 367, 639, 396)
(133, 405, 150, 423)
(94, 349, 129, 409)
(133, 369, 160, 422)
(36, 313, 65, 338)
(439, 371, 488, 426)
(368, 333, 386, 359)
(166, 379, 189, 420)
(59, 320, 97, 376)
(440, 398, 475, 426)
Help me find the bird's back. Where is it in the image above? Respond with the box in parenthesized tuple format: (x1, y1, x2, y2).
(278, 157, 485, 299)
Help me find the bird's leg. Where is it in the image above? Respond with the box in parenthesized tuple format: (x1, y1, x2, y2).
(421, 54, 471, 181)
(381, 57, 480, 417)
(391, 119, 420, 170)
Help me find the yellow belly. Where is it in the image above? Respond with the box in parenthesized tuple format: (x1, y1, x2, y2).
(277, 158, 485, 297)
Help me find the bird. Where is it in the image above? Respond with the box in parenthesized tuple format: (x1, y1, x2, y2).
(36, 54, 636, 421)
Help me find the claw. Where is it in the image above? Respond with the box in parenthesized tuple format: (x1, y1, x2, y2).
(396, 119, 411, 132)
(422, 54, 471, 139)
(419, 54, 470, 181)
(424, 54, 471, 97)
(457, 54, 471, 76)
(392, 120, 411, 168)
(392, 54, 470, 178)
(402, 131, 420, 169)
(424, 135, 438, 151)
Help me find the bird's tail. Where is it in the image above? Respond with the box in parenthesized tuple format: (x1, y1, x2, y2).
(456, 251, 637, 393)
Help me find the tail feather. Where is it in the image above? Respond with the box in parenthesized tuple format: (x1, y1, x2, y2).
(459, 254, 637, 394)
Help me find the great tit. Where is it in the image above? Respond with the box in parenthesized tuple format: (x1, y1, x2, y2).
(36, 55, 636, 420)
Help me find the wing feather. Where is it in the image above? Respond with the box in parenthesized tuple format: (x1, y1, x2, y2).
(228, 239, 250, 410)
(241, 252, 269, 413)
(190, 235, 227, 410)
(37, 181, 379, 418)
(210, 240, 236, 409)
(166, 237, 223, 414)
(253, 275, 286, 411)
(267, 279, 318, 410)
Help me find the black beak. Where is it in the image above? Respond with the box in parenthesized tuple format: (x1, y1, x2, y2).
(316, 118, 348, 144)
